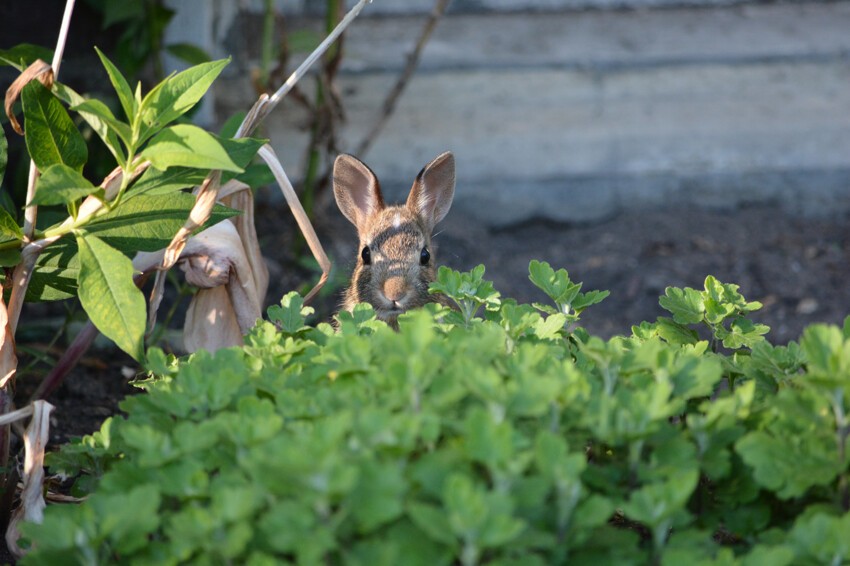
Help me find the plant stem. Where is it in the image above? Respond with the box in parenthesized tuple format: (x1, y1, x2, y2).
(260, 0, 275, 89)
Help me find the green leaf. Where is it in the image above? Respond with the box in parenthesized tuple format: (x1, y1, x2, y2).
(656, 317, 699, 346)
(27, 236, 79, 301)
(0, 44, 52, 70)
(217, 136, 268, 173)
(94, 47, 137, 122)
(137, 58, 229, 144)
(53, 83, 126, 165)
(528, 260, 580, 306)
(0, 249, 21, 267)
(659, 286, 705, 325)
(0, 207, 21, 241)
(86, 192, 240, 253)
(717, 316, 770, 350)
(407, 502, 456, 546)
(29, 164, 98, 206)
(76, 233, 146, 361)
(268, 292, 315, 335)
(165, 43, 212, 65)
(130, 166, 208, 196)
(140, 124, 242, 173)
(70, 99, 133, 148)
(22, 81, 87, 172)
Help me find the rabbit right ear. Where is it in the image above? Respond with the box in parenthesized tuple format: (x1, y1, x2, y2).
(333, 154, 385, 233)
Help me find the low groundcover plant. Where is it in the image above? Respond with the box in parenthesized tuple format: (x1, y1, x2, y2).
(19, 262, 850, 565)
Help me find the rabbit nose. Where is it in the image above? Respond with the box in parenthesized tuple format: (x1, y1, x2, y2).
(382, 276, 408, 305)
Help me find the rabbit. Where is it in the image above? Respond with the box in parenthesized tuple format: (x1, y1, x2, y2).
(333, 151, 456, 328)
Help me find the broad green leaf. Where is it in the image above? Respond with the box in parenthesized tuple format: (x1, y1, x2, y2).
(659, 286, 705, 325)
(76, 233, 146, 361)
(94, 47, 136, 123)
(30, 164, 98, 206)
(27, 236, 79, 301)
(165, 43, 212, 65)
(86, 192, 240, 253)
(717, 317, 770, 350)
(137, 58, 229, 144)
(140, 124, 242, 173)
(27, 196, 235, 301)
(22, 81, 87, 171)
(217, 136, 268, 173)
(0, 44, 52, 70)
(219, 112, 246, 138)
(0, 208, 20, 241)
(130, 166, 208, 196)
(53, 83, 126, 165)
(71, 99, 133, 147)
(0, 249, 21, 267)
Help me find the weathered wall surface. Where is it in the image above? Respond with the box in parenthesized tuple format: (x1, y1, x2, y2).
(175, 1, 850, 226)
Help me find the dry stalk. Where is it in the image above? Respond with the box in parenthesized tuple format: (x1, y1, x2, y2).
(147, 0, 372, 328)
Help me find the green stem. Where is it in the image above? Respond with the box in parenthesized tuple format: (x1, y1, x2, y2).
(260, 0, 275, 88)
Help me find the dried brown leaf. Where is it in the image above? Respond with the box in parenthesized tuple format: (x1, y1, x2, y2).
(4, 59, 54, 135)
(5, 400, 54, 558)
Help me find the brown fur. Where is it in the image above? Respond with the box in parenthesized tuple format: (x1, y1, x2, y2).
(333, 152, 456, 328)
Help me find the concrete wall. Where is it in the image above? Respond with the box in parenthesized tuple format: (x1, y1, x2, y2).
(175, 1, 850, 226)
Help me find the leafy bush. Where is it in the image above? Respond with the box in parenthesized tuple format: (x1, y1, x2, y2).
(21, 263, 850, 565)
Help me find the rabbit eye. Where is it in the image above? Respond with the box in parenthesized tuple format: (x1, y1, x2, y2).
(420, 247, 430, 266)
(361, 246, 371, 265)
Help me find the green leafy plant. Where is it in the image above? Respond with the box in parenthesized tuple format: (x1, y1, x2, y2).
(20, 264, 850, 565)
(2, 48, 261, 360)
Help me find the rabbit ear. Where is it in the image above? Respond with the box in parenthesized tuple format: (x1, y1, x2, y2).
(406, 151, 455, 232)
(333, 154, 385, 233)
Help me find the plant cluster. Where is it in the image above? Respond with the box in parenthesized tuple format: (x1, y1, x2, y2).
(19, 263, 850, 565)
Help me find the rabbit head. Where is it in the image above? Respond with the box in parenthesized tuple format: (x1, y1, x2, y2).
(333, 151, 455, 327)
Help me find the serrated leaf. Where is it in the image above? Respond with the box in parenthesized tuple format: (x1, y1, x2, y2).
(533, 313, 567, 340)
(718, 317, 770, 350)
(95, 47, 137, 122)
(22, 81, 87, 171)
(137, 58, 229, 144)
(659, 286, 705, 325)
(140, 124, 241, 172)
(76, 233, 146, 361)
(268, 292, 314, 334)
(528, 260, 581, 306)
(0, 44, 52, 70)
(29, 164, 98, 206)
(656, 317, 699, 346)
(572, 289, 610, 312)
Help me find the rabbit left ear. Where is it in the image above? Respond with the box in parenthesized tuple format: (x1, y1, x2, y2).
(333, 154, 386, 233)
(406, 151, 455, 232)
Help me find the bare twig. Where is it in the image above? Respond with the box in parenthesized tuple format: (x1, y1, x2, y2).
(259, 145, 330, 303)
(355, 0, 451, 157)
(22, 0, 76, 239)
